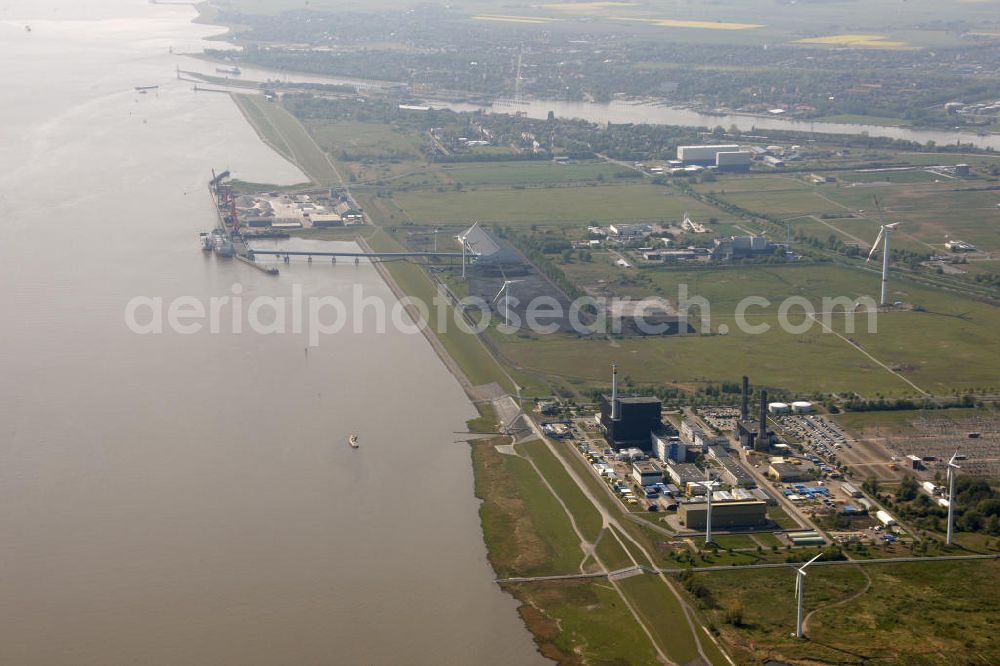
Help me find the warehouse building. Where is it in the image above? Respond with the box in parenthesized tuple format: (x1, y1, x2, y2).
(632, 461, 664, 487)
(715, 150, 752, 173)
(677, 144, 740, 165)
(665, 462, 705, 490)
(679, 500, 767, 529)
(768, 462, 811, 482)
(456, 222, 522, 266)
(719, 457, 757, 489)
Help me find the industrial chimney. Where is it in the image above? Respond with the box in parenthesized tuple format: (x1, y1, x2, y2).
(757, 389, 769, 451)
(740, 375, 749, 421)
(611, 363, 619, 420)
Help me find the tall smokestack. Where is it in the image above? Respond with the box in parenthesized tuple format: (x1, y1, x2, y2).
(611, 363, 619, 420)
(741, 376, 749, 421)
(758, 389, 769, 451)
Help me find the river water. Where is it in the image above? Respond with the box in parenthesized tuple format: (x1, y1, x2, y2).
(0, 2, 542, 664)
(179, 65, 1000, 152)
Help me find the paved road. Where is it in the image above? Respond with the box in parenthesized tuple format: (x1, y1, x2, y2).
(497, 552, 999, 583)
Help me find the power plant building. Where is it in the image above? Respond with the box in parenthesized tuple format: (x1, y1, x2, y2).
(599, 364, 662, 450)
(678, 500, 767, 529)
(652, 430, 686, 463)
(735, 376, 774, 451)
(710, 235, 775, 261)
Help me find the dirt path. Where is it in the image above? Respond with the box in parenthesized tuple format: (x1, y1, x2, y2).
(806, 313, 931, 396)
(802, 563, 873, 634)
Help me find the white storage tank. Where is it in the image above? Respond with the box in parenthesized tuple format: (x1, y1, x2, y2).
(768, 402, 790, 414)
(876, 510, 897, 527)
(791, 401, 814, 413)
(921, 481, 938, 496)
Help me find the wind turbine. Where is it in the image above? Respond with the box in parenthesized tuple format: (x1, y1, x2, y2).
(866, 197, 901, 306)
(946, 450, 961, 546)
(794, 552, 823, 639)
(698, 475, 720, 546)
(456, 221, 479, 279)
(492, 279, 523, 327)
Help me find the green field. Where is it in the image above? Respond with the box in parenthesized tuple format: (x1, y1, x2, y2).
(519, 439, 604, 542)
(505, 579, 662, 665)
(688, 560, 1000, 665)
(500, 263, 1000, 397)
(471, 439, 583, 578)
(390, 182, 730, 228)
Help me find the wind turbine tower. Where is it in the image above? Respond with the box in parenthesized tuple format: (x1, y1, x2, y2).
(946, 450, 962, 546)
(492, 279, 523, 327)
(795, 552, 823, 639)
(867, 198, 901, 306)
(698, 477, 720, 546)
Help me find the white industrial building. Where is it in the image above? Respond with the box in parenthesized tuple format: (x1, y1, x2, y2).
(715, 150, 752, 172)
(632, 461, 664, 487)
(677, 144, 740, 165)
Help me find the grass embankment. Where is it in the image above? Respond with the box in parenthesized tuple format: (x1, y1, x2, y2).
(471, 438, 666, 663)
(471, 438, 582, 578)
(231, 93, 341, 185)
(364, 229, 515, 391)
(518, 440, 603, 542)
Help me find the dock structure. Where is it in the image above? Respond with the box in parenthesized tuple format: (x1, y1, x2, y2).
(247, 249, 464, 259)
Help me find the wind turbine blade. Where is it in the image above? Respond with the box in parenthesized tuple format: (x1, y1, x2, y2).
(948, 449, 960, 466)
(492, 285, 506, 304)
(867, 227, 884, 263)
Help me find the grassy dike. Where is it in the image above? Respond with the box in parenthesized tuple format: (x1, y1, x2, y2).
(471, 438, 661, 664)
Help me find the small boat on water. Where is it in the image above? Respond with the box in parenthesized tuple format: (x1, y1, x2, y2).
(349, 435, 360, 449)
(199, 232, 213, 251)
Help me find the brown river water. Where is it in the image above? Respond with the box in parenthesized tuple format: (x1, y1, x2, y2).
(0, 2, 543, 663)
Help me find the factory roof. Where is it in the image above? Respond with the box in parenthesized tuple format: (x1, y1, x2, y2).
(616, 395, 662, 405)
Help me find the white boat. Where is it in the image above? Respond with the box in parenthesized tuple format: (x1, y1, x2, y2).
(349, 435, 359, 449)
(199, 232, 212, 251)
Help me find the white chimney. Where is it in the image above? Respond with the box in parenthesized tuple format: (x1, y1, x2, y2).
(611, 363, 619, 420)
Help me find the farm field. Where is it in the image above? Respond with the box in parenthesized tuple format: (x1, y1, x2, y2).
(715, 187, 848, 217)
(818, 182, 1000, 252)
(700, 171, 1000, 254)
(496, 263, 1000, 397)
(389, 182, 730, 228)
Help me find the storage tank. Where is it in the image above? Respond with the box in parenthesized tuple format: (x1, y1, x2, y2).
(876, 510, 897, 527)
(768, 402, 790, 415)
(791, 401, 814, 413)
(921, 481, 938, 496)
